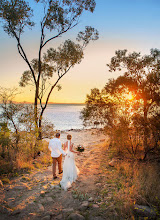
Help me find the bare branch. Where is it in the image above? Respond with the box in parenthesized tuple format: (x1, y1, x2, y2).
(42, 22, 78, 48)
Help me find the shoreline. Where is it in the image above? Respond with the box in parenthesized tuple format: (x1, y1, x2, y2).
(56, 127, 104, 133)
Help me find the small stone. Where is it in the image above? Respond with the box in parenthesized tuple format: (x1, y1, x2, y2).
(14, 185, 28, 190)
(42, 185, 48, 189)
(28, 213, 36, 217)
(12, 209, 21, 215)
(40, 198, 46, 203)
(82, 201, 89, 206)
(67, 213, 85, 220)
(50, 184, 60, 189)
(89, 217, 104, 220)
(46, 197, 53, 202)
(38, 203, 45, 212)
(40, 190, 46, 194)
(42, 215, 50, 220)
(0, 206, 12, 215)
(108, 159, 116, 167)
(62, 208, 74, 213)
(92, 204, 99, 209)
(79, 201, 89, 211)
(55, 214, 63, 219)
(88, 197, 94, 202)
(95, 183, 101, 186)
(0, 180, 3, 188)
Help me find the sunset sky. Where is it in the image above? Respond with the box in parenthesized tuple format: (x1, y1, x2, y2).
(0, 0, 160, 103)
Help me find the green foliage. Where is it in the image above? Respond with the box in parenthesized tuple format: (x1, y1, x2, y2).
(0, 122, 10, 146)
(81, 49, 160, 159)
(0, 0, 34, 37)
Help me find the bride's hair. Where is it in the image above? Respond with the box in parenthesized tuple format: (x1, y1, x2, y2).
(67, 134, 72, 140)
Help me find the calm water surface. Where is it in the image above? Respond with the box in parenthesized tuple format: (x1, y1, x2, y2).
(43, 104, 85, 131)
(0, 104, 86, 131)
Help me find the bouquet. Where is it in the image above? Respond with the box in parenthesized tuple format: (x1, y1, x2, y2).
(76, 145, 85, 152)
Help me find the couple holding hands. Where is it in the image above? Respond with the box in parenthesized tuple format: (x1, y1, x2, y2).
(48, 132, 80, 191)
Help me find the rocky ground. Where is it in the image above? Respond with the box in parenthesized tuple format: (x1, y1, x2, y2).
(0, 129, 115, 220)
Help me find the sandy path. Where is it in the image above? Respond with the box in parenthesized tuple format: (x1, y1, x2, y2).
(0, 129, 109, 220)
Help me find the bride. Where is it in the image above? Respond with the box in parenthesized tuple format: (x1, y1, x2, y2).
(60, 134, 79, 190)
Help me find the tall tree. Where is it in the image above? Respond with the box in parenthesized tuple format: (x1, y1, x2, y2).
(0, 0, 99, 139)
(0, 87, 23, 146)
(106, 49, 160, 153)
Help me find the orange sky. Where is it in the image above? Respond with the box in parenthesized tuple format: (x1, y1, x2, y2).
(1, 0, 160, 104)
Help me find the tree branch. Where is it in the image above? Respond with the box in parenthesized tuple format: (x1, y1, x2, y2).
(42, 22, 78, 48)
(13, 31, 37, 85)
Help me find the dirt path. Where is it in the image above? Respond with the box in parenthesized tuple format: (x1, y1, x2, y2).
(0, 129, 112, 220)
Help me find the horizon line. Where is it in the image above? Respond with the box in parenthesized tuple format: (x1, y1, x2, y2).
(0, 101, 85, 105)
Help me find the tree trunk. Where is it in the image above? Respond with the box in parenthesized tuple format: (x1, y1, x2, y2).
(143, 99, 148, 154)
(34, 85, 39, 137)
(38, 114, 42, 140)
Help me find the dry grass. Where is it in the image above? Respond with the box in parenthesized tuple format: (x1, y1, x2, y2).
(97, 143, 160, 219)
(0, 136, 51, 179)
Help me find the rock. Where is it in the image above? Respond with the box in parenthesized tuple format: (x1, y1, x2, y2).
(108, 159, 116, 167)
(62, 208, 74, 213)
(46, 197, 53, 202)
(11, 209, 21, 215)
(89, 217, 104, 220)
(13, 182, 30, 190)
(40, 198, 47, 203)
(0, 206, 12, 215)
(50, 184, 60, 189)
(40, 190, 46, 195)
(67, 213, 85, 220)
(42, 185, 48, 189)
(79, 201, 89, 211)
(42, 215, 50, 220)
(95, 183, 101, 187)
(38, 203, 45, 212)
(28, 213, 37, 217)
(55, 214, 63, 219)
(88, 197, 94, 202)
(134, 204, 156, 218)
(92, 204, 99, 209)
(0, 180, 3, 187)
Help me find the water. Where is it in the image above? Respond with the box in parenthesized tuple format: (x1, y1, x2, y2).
(0, 104, 86, 131)
(43, 104, 85, 131)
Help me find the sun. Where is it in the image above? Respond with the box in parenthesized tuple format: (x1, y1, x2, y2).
(126, 92, 134, 101)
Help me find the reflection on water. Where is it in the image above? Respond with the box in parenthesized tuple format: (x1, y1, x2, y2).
(43, 104, 85, 131)
(0, 104, 86, 131)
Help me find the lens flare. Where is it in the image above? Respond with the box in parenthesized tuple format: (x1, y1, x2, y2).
(126, 92, 134, 101)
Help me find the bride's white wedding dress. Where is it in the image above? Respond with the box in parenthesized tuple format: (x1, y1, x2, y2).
(60, 140, 79, 191)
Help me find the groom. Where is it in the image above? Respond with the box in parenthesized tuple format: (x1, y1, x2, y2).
(48, 132, 66, 179)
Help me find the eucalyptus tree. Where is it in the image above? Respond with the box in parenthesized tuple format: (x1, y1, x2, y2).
(80, 87, 116, 128)
(0, 0, 99, 139)
(107, 49, 160, 154)
(0, 87, 24, 147)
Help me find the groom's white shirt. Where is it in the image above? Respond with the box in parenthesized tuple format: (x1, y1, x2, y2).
(48, 138, 66, 158)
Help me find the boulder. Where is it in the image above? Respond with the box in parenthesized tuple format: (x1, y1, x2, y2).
(134, 204, 156, 218)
